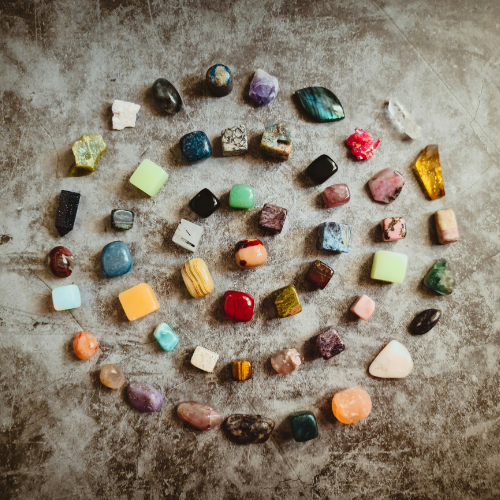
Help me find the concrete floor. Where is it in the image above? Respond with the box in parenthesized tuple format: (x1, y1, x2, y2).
(1, 0, 500, 498)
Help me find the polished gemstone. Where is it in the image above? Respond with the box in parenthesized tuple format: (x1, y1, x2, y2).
(369, 168, 405, 203)
(350, 295, 375, 321)
(306, 155, 338, 185)
(52, 284, 81, 311)
(316, 327, 345, 360)
(259, 203, 287, 233)
(435, 209, 459, 244)
(317, 222, 351, 253)
(100, 364, 125, 389)
(410, 309, 441, 335)
(101, 241, 133, 278)
(249, 69, 279, 106)
(224, 414, 275, 444)
(271, 348, 301, 374)
(234, 239, 267, 268)
(180, 131, 212, 163)
(332, 387, 372, 424)
(387, 99, 421, 139)
(189, 188, 220, 218)
(369, 340, 413, 378)
(127, 382, 163, 413)
(153, 323, 179, 351)
(381, 217, 406, 242)
(229, 184, 255, 209)
(424, 259, 455, 295)
(260, 122, 293, 161)
(48, 246, 73, 278)
(221, 125, 248, 156)
(152, 78, 183, 114)
(70, 134, 107, 177)
(119, 283, 160, 321)
(295, 86, 345, 122)
(55, 190, 80, 236)
(73, 331, 99, 360)
(415, 145, 445, 200)
(191, 346, 219, 372)
(273, 285, 302, 318)
(306, 260, 334, 290)
(371, 250, 408, 284)
(206, 64, 233, 96)
(181, 258, 214, 298)
(177, 401, 224, 431)
(111, 100, 141, 130)
(232, 359, 252, 381)
(129, 159, 169, 197)
(111, 209, 134, 230)
(289, 411, 318, 442)
(172, 219, 203, 252)
(223, 291, 254, 322)
(346, 128, 380, 160)
(323, 183, 350, 208)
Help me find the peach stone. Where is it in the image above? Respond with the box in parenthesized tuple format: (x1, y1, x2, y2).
(350, 295, 375, 321)
(332, 386, 372, 424)
(73, 331, 99, 360)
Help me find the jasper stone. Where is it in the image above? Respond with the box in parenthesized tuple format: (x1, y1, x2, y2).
(55, 190, 80, 236)
(306, 260, 334, 290)
(70, 134, 107, 177)
(152, 78, 183, 114)
(127, 382, 163, 413)
(295, 87, 345, 122)
(224, 414, 275, 444)
(273, 285, 302, 318)
(73, 331, 99, 360)
(48, 246, 73, 278)
(177, 401, 224, 431)
(206, 64, 233, 96)
(410, 309, 442, 335)
(369, 168, 405, 204)
(306, 154, 338, 185)
(271, 348, 301, 374)
(261, 122, 293, 161)
(316, 327, 345, 360)
(100, 364, 125, 389)
(223, 291, 254, 322)
(424, 259, 455, 295)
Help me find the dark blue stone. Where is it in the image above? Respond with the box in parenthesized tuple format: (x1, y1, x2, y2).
(289, 411, 318, 443)
(189, 188, 220, 218)
(180, 131, 212, 164)
(101, 241, 133, 278)
(206, 64, 233, 97)
(295, 87, 345, 123)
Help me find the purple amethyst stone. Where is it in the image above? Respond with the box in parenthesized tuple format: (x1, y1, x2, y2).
(127, 382, 163, 413)
(249, 69, 279, 106)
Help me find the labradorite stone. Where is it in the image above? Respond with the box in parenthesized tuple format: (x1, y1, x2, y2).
(289, 411, 318, 443)
(295, 87, 345, 123)
(424, 259, 455, 295)
(152, 78, 183, 114)
(224, 414, 275, 444)
(410, 309, 442, 335)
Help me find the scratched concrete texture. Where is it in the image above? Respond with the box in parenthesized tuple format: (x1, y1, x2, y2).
(1, 0, 500, 498)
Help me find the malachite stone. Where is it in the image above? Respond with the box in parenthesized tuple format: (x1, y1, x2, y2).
(424, 259, 455, 295)
(70, 134, 107, 177)
(295, 87, 345, 123)
(289, 411, 318, 443)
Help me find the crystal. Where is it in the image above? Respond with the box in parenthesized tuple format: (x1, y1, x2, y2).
(189, 188, 220, 218)
(224, 414, 275, 444)
(73, 331, 99, 360)
(258, 203, 287, 233)
(52, 284, 81, 311)
(410, 309, 441, 335)
(371, 250, 408, 284)
(100, 364, 125, 389)
(350, 295, 375, 321)
(111, 209, 134, 230)
(229, 184, 255, 209)
(369, 340, 413, 378)
(387, 99, 421, 139)
(177, 401, 224, 431)
(221, 125, 248, 156)
(69, 134, 107, 177)
(295, 87, 345, 122)
(191, 346, 219, 373)
(249, 69, 279, 106)
(234, 239, 267, 269)
(306, 260, 334, 290)
(181, 258, 214, 298)
(129, 159, 169, 197)
(332, 387, 372, 424)
(55, 190, 80, 236)
(119, 283, 160, 321)
(153, 323, 179, 351)
(424, 259, 455, 295)
(48, 246, 73, 278)
(316, 327, 345, 360)
(206, 64, 233, 97)
(323, 184, 350, 208)
(101, 241, 133, 278)
(289, 411, 318, 442)
(223, 291, 255, 322)
(180, 131, 212, 163)
(317, 222, 351, 253)
(381, 217, 406, 242)
(271, 348, 301, 374)
(306, 155, 338, 185)
(111, 100, 141, 130)
(232, 359, 252, 381)
(346, 129, 380, 160)
(260, 122, 293, 161)
(172, 219, 203, 252)
(369, 168, 405, 203)
(127, 382, 163, 413)
(152, 78, 183, 114)
(414, 145, 445, 200)
(273, 285, 302, 318)
(435, 209, 459, 245)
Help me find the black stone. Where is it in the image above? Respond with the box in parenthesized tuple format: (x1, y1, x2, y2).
(55, 190, 80, 237)
(409, 309, 442, 335)
(224, 414, 275, 444)
(189, 188, 220, 218)
(111, 209, 134, 230)
(152, 78, 183, 114)
(306, 154, 338, 184)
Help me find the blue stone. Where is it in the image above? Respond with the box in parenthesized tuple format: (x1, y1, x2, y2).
(101, 241, 133, 278)
(289, 411, 318, 443)
(317, 222, 351, 253)
(206, 64, 233, 97)
(180, 131, 212, 164)
(295, 87, 345, 123)
(154, 323, 179, 351)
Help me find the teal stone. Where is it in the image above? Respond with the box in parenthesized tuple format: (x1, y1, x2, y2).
(289, 411, 318, 443)
(101, 241, 133, 278)
(154, 323, 179, 351)
(424, 259, 455, 295)
(295, 87, 345, 123)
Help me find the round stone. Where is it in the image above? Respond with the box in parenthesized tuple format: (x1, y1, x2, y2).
(100, 364, 125, 389)
(152, 78, 182, 114)
(271, 348, 301, 374)
(48, 246, 74, 278)
(73, 331, 99, 360)
(332, 387, 372, 424)
(127, 382, 163, 413)
(206, 64, 233, 97)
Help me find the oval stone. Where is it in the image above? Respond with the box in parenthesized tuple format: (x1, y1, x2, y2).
(177, 401, 224, 431)
(224, 414, 275, 444)
(152, 78, 183, 114)
(409, 309, 441, 335)
(100, 364, 125, 389)
(48, 246, 74, 278)
(73, 331, 99, 360)
(127, 382, 163, 413)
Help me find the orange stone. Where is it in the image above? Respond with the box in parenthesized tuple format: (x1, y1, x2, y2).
(73, 331, 99, 360)
(332, 386, 372, 424)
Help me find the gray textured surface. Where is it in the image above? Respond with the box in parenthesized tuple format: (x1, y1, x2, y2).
(1, 0, 500, 498)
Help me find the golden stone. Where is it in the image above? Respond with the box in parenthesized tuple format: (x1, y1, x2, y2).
(414, 145, 445, 200)
(232, 359, 252, 381)
(70, 134, 107, 177)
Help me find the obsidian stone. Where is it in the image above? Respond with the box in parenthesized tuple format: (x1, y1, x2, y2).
(111, 209, 134, 230)
(289, 411, 318, 443)
(189, 188, 220, 218)
(295, 87, 345, 122)
(224, 414, 275, 444)
(152, 78, 183, 114)
(306, 154, 338, 184)
(55, 190, 81, 237)
(180, 131, 212, 163)
(410, 309, 442, 335)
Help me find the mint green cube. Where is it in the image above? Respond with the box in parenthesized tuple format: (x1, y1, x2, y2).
(229, 184, 254, 209)
(371, 250, 408, 284)
(129, 159, 169, 197)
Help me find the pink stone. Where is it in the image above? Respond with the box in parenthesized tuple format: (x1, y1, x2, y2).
(177, 401, 224, 431)
(323, 184, 350, 208)
(369, 168, 405, 203)
(346, 128, 380, 160)
(381, 217, 406, 241)
(271, 348, 301, 374)
(350, 295, 375, 321)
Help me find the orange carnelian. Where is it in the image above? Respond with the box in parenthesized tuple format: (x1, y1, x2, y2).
(73, 331, 99, 360)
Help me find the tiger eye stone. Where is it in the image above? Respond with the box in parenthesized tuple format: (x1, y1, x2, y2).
(69, 134, 107, 177)
(232, 360, 252, 381)
(415, 145, 445, 200)
(100, 364, 125, 389)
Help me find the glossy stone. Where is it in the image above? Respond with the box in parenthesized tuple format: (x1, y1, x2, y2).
(229, 184, 255, 209)
(181, 258, 214, 298)
(317, 222, 351, 253)
(249, 69, 279, 106)
(369, 340, 413, 378)
(232, 359, 252, 381)
(388, 99, 421, 139)
(369, 168, 405, 203)
(224, 414, 275, 444)
(410, 309, 442, 335)
(234, 239, 267, 268)
(111, 209, 134, 230)
(435, 209, 459, 244)
(346, 128, 380, 160)
(306, 155, 338, 185)
(172, 219, 203, 252)
(189, 189, 219, 219)
(119, 283, 160, 321)
(127, 382, 163, 413)
(111, 100, 140, 130)
(129, 159, 169, 197)
(323, 183, 350, 208)
(73, 331, 99, 360)
(306, 260, 334, 290)
(332, 387, 372, 424)
(381, 217, 406, 242)
(415, 145, 445, 200)
(316, 327, 345, 360)
(424, 259, 455, 295)
(259, 203, 287, 233)
(153, 323, 179, 351)
(371, 250, 408, 284)
(221, 125, 248, 156)
(289, 411, 318, 442)
(350, 295, 375, 321)
(101, 241, 133, 278)
(295, 86, 345, 122)
(100, 364, 125, 389)
(206, 64, 233, 96)
(152, 78, 182, 114)
(223, 291, 254, 322)
(191, 346, 219, 372)
(177, 401, 224, 431)
(271, 348, 301, 374)
(55, 190, 80, 237)
(180, 131, 212, 163)
(273, 285, 302, 318)
(69, 134, 107, 177)
(260, 122, 293, 161)
(52, 284, 81, 311)
(48, 246, 73, 278)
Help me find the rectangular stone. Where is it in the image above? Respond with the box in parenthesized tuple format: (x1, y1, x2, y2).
(191, 346, 219, 372)
(129, 159, 168, 197)
(371, 251, 408, 284)
(435, 209, 459, 244)
(381, 217, 406, 242)
(221, 125, 248, 156)
(55, 190, 80, 236)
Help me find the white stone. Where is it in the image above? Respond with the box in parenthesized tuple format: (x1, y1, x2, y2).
(191, 346, 219, 372)
(369, 340, 413, 378)
(221, 125, 248, 157)
(387, 99, 421, 139)
(172, 219, 203, 252)
(112, 99, 141, 130)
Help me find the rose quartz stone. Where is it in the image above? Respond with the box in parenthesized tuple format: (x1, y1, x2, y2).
(332, 386, 372, 424)
(271, 348, 301, 374)
(177, 401, 224, 431)
(73, 331, 99, 360)
(369, 168, 405, 203)
(323, 184, 350, 208)
(350, 295, 375, 321)
(381, 217, 406, 241)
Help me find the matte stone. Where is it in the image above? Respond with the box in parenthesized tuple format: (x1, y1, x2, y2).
(180, 131, 212, 163)
(191, 346, 219, 372)
(289, 411, 318, 442)
(273, 285, 302, 318)
(55, 190, 80, 237)
(295, 87, 345, 122)
(381, 217, 406, 241)
(316, 327, 345, 360)
(371, 250, 408, 284)
(177, 401, 224, 431)
(317, 222, 351, 253)
(206, 64, 233, 96)
(346, 129, 380, 160)
(111, 209, 134, 230)
(271, 348, 301, 374)
(332, 387, 372, 424)
(101, 241, 133, 278)
(424, 259, 455, 295)
(152, 78, 182, 114)
(224, 414, 275, 444)
(306, 260, 334, 289)
(258, 203, 287, 233)
(260, 122, 293, 161)
(127, 382, 163, 413)
(69, 134, 107, 177)
(410, 309, 442, 335)
(129, 159, 169, 197)
(435, 209, 459, 244)
(306, 154, 338, 184)
(111, 100, 140, 130)
(369, 340, 413, 378)
(48, 246, 73, 278)
(189, 188, 220, 218)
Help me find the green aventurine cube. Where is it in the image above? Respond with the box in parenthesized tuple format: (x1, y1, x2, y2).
(129, 159, 169, 197)
(371, 250, 408, 284)
(229, 184, 255, 209)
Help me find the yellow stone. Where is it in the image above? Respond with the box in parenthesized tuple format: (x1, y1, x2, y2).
(70, 134, 107, 177)
(232, 359, 252, 381)
(414, 144, 445, 200)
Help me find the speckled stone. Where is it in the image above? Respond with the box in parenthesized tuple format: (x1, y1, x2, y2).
(100, 241, 133, 278)
(316, 327, 345, 360)
(224, 414, 275, 444)
(206, 64, 233, 96)
(409, 309, 442, 335)
(180, 131, 212, 163)
(317, 222, 351, 253)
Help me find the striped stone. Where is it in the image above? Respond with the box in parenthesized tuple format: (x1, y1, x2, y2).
(181, 258, 214, 298)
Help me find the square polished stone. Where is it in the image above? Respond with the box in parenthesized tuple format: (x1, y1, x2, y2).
(111, 209, 134, 230)
(273, 285, 302, 318)
(119, 283, 160, 321)
(221, 125, 248, 156)
(350, 295, 375, 320)
(289, 411, 318, 442)
(180, 131, 212, 163)
(371, 250, 408, 284)
(191, 346, 219, 372)
(232, 359, 252, 381)
(229, 184, 255, 209)
(323, 184, 350, 208)
(381, 217, 406, 242)
(223, 291, 254, 321)
(101, 241, 133, 278)
(316, 327, 345, 360)
(172, 219, 203, 252)
(189, 188, 220, 218)
(306, 260, 334, 289)
(129, 159, 169, 197)
(154, 323, 179, 351)
(52, 284, 81, 311)
(258, 203, 287, 233)
(317, 222, 351, 253)
(307, 155, 338, 184)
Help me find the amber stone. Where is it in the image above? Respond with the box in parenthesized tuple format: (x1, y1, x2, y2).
(224, 414, 275, 444)
(306, 260, 334, 289)
(232, 359, 252, 381)
(410, 309, 441, 335)
(48, 246, 73, 278)
(100, 364, 125, 389)
(414, 145, 445, 200)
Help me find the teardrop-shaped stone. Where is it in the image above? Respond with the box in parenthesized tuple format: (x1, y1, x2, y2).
(224, 414, 275, 444)
(369, 340, 413, 379)
(127, 382, 163, 413)
(177, 401, 224, 431)
(295, 87, 345, 122)
(409, 309, 441, 335)
(152, 78, 182, 114)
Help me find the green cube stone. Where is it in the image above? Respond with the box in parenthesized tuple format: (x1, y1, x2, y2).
(371, 250, 408, 284)
(289, 411, 318, 442)
(129, 159, 169, 197)
(273, 285, 302, 318)
(424, 259, 455, 295)
(229, 184, 255, 209)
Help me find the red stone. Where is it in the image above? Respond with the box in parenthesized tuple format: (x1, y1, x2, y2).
(323, 184, 350, 208)
(223, 291, 254, 322)
(346, 128, 380, 160)
(48, 246, 74, 278)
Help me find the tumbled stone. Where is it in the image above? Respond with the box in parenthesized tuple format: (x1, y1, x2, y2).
(435, 209, 459, 245)
(55, 190, 80, 237)
(153, 323, 179, 351)
(234, 239, 267, 268)
(70, 134, 107, 177)
(152, 78, 182, 114)
(52, 284, 81, 311)
(232, 360, 252, 381)
(317, 222, 351, 253)
(181, 258, 214, 298)
(112, 100, 141, 130)
(128, 382, 163, 413)
(332, 387, 372, 424)
(369, 340, 413, 378)
(101, 241, 133, 278)
(73, 331, 99, 360)
(369, 168, 405, 203)
(410, 309, 441, 335)
(191, 346, 218, 372)
(295, 87, 345, 122)
(415, 145, 445, 200)
(189, 188, 220, 218)
(111, 209, 134, 230)
(381, 217, 406, 242)
(100, 364, 125, 389)
(273, 285, 302, 318)
(346, 129, 380, 160)
(229, 184, 255, 209)
(306, 260, 334, 290)
(223, 291, 254, 322)
(371, 250, 408, 284)
(206, 64, 233, 96)
(224, 414, 275, 444)
(177, 401, 224, 431)
(271, 348, 301, 374)
(260, 122, 293, 161)
(180, 131, 212, 164)
(259, 203, 287, 233)
(323, 184, 350, 208)
(316, 327, 345, 360)
(350, 295, 375, 321)
(48, 246, 73, 278)
(172, 219, 203, 252)
(221, 125, 248, 156)
(424, 259, 455, 295)
(129, 159, 169, 197)
(249, 69, 279, 106)
(119, 283, 160, 321)
(387, 99, 421, 139)
(289, 411, 318, 442)
(306, 155, 338, 185)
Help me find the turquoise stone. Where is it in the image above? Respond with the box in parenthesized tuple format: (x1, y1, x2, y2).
(424, 259, 455, 295)
(295, 87, 345, 123)
(101, 241, 133, 278)
(154, 323, 179, 351)
(289, 411, 318, 442)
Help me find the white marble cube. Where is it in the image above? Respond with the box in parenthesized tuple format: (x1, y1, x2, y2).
(172, 219, 203, 252)
(221, 125, 248, 156)
(191, 346, 219, 372)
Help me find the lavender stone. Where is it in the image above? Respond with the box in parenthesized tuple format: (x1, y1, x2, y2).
(249, 69, 279, 106)
(316, 327, 345, 360)
(127, 382, 163, 413)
